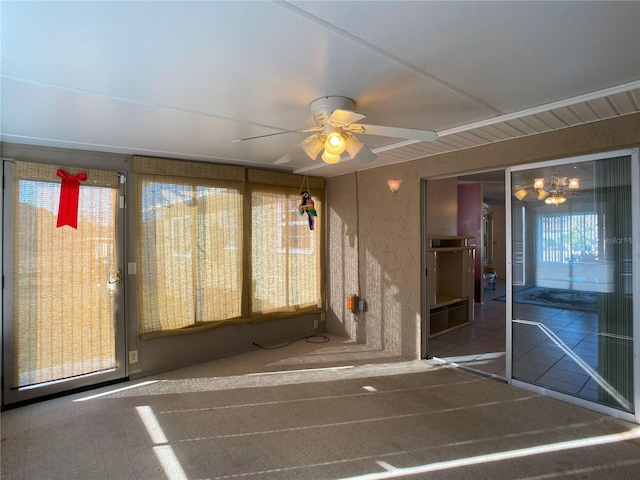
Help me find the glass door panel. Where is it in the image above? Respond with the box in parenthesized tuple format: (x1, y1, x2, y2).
(509, 154, 636, 414)
(2, 161, 126, 406)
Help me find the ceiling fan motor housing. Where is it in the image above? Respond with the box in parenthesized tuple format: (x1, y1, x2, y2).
(310, 96, 356, 125)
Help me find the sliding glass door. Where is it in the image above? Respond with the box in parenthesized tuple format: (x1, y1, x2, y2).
(2, 161, 126, 406)
(507, 149, 639, 422)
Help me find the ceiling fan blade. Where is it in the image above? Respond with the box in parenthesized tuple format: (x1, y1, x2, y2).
(274, 149, 296, 164)
(346, 124, 438, 142)
(328, 109, 366, 126)
(232, 126, 320, 143)
(353, 145, 377, 164)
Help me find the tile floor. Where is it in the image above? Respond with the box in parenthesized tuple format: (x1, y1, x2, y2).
(428, 280, 630, 412)
(428, 280, 507, 378)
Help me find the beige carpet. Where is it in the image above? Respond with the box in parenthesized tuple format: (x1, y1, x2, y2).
(2, 334, 639, 479)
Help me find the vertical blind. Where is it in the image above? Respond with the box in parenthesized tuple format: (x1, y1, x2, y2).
(11, 161, 119, 388)
(595, 155, 634, 410)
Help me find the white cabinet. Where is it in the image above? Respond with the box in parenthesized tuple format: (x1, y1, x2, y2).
(427, 236, 475, 338)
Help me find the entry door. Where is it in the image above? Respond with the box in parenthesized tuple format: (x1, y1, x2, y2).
(507, 150, 639, 423)
(2, 161, 126, 406)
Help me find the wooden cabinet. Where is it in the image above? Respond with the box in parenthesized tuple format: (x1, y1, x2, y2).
(427, 236, 475, 338)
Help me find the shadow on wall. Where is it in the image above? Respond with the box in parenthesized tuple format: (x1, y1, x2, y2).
(326, 173, 410, 357)
(328, 204, 359, 341)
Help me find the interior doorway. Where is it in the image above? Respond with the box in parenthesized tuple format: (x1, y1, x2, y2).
(424, 169, 508, 378)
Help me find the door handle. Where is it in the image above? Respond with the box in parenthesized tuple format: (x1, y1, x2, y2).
(108, 269, 122, 285)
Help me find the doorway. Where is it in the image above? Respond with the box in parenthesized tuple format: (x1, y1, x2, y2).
(424, 170, 507, 378)
(2, 160, 126, 407)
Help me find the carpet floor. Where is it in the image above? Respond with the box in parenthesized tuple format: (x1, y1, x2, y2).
(2, 334, 639, 479)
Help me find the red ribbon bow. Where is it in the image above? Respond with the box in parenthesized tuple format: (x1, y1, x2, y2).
(56, 169, 87, 229)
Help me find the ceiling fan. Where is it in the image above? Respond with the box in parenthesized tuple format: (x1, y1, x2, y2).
(234, 96, 438, 165)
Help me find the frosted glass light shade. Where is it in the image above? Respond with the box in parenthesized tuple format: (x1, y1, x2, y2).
(301, 137, 324, 160)
(514, 189, 528, 200)
(324, 131, 346, 155)
(387, 179, 403, 193)
(321, 151, 341, 164)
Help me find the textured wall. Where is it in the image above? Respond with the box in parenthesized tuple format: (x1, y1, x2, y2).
(326, 173, 360, 341)
(325, 113, 640, 359)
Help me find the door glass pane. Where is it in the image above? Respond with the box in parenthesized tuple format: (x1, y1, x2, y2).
(511, 155, 634, 413)
(11, 168, 119, 389)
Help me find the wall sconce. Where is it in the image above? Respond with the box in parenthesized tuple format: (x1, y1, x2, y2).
(387, 179, 403, 193)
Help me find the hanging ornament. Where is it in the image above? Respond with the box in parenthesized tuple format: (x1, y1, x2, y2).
(298, 175, 317, 230)
(298, 190, 317, 230)
(56, 169, 87, 229)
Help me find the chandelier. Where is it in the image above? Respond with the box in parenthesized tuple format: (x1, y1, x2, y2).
(514, 175, 579, 204)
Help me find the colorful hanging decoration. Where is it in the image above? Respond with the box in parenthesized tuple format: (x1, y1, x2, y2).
(56, 169, 87, 229)
(298, 190, 317, 230)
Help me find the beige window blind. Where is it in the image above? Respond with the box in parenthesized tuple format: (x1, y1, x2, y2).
(250, 184, 322, 317)
(133, 157, 324, 336)
(133, 173, 244, 335)
(11, 161, 119, 388)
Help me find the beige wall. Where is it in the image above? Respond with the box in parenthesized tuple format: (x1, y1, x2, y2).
(325, 113, 640, 359)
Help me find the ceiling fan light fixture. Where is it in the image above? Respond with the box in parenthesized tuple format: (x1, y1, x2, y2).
(324, 131, 346, 155)
(321, 151, 341, 164)
(321, 123, 347, 156)
(345, 134, 365, 158)
(301, 136, 325, 160)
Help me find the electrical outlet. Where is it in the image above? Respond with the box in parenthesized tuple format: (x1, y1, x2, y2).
(129, 350, 138, 364)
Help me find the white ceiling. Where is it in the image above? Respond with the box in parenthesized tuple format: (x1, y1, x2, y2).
(2, 1, 639, 178)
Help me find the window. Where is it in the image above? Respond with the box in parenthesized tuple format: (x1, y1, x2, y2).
(251, 185, 322, 316)
(538, 212, 599, 263)
(133, 157, 323, 336)
(135, 176, 244, 334)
